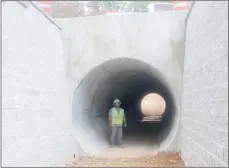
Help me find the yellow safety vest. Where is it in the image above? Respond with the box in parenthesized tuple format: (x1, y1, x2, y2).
(111, 107, 124, 125)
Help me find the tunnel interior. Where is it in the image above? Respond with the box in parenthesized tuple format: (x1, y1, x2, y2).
(72, 58, 178, 153)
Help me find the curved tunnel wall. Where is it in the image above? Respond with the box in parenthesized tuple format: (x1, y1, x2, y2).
(72, 58, 179, 154)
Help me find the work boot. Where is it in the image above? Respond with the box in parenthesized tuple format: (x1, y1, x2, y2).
(110, 145, 115, 148)
(118, 144, 124, 148)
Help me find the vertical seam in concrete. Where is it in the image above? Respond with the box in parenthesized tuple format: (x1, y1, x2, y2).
(184, 1, 195, 43)
(185, 1, 195, 24)
(181, 2, 196, 167)
(183, 1, 196, 70)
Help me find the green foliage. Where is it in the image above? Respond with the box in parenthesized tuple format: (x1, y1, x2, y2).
(87, 1, 173, 13)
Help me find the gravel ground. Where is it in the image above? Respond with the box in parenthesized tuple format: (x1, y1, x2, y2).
(68, 150, 185, 167)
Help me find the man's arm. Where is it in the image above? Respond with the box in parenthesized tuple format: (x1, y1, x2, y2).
(108, 109, 112, 126)
(123, 111, 127, 126)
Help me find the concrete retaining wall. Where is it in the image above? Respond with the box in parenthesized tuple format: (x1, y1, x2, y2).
(2, 2, 77, 166)
(179, 1, 228, 167)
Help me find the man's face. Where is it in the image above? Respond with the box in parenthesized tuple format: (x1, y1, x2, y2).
(114, 103, 120, 108)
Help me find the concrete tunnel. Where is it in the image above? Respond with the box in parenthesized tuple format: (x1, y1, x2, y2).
(72, 58, 179, 153)
(61, 10, 186, 154)
(2, 1, 228, 167)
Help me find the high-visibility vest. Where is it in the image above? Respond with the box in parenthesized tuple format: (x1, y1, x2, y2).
(111, 107, 124, 125)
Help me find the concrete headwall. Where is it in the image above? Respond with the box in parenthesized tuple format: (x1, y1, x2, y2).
(56, 11, 188, 154)
(2, 2, 77, 166)
(56, 12, 187, 97)
(179, 1, 228, 167)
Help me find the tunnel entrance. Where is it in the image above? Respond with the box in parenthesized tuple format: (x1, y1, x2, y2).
(72, 58, 178, 154)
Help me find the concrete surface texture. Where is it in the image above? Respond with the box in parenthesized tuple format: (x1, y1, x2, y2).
(2, 2, 78, 166)
(178, 1, 228, 167)
(2, 1, 228, 167)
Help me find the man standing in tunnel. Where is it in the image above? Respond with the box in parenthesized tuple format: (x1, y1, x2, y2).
(109, 99, 127, 148)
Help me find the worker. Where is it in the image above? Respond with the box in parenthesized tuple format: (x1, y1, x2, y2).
(108, 99, 127, 148)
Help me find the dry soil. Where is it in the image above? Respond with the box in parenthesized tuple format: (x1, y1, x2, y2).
(68, 148, 185, 167)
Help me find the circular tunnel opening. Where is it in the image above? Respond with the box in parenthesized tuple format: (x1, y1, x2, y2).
(72, 58, 179, 154)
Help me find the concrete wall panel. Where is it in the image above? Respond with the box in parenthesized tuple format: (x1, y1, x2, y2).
(179, 1, 228, 167)
(2, 2, 77, 166)
(56, 11, 187, 96)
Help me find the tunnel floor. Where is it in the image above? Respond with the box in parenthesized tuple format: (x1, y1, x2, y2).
(115, 123, 162, 151)
(69, 151, 185, 167)
(121, 134, 159, 151)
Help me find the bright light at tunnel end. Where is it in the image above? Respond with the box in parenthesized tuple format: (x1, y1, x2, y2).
(140, 93, 166, 122)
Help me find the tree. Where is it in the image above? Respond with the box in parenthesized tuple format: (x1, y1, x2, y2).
(50, 1, 87, 18)
(126, 1, 173, 12)
(86, 1, 136, 14)
(50, 1, 174, 18)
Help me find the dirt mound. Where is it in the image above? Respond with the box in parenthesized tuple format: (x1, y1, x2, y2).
(68, 151, 184, 167)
